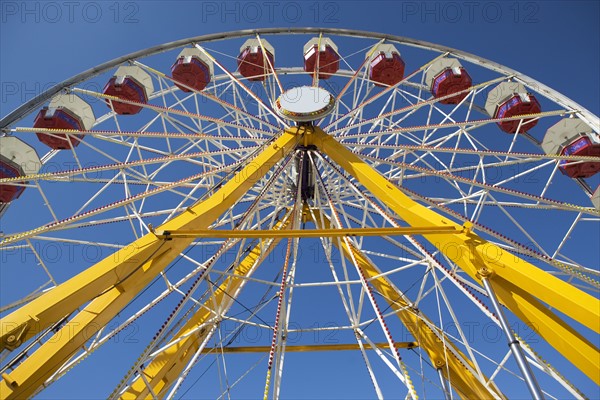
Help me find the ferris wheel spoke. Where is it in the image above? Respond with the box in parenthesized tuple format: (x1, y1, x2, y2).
(262, 156, 307, 400)
(269, 240, 298, 400)
(321, 71, 375, 133)
(149, 102, 269, 141)
(132, 60, 281, 133)
(350, 248, 419, 400)
(491, 159, 555, 188)
(331, 75, 508, 137)
(195, 45, 289, 129)
(0, 164, 241, 246)
(26, 146, 259, 230)
(325, 52, 451, 132)
(111, 236, 242, 398)
(360, 88, 403, 142)
(349, 71, 373, 115)
(337, 142, 597, 163)
(335, 39, 387, 103)
(406, 157, 540, 184)
(342, 171, 592, 393)
(488, 192, 561, 258)
(430, 267, 488, 378)
(150, 81, 270, 138)
(255, 34, 283, 96)
(312, 164, 361, 318)
(355, 328, 414, 398)
(355, 336, 386, 400)
(20, 237, 58, 287)
(355, 152, 598, 216)
(334, 109, 568, 142)
(71, 87, 275, 137)
(30, 179, 59, 222)
(422, 101, 472, 145)
(400, 185, 600, 288)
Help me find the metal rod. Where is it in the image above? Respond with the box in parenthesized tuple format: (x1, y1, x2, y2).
(200, 342, 418, 354)
(481, 277, 545, 400)
(437, 368, 451, 400)
(155, 226, 460, 239)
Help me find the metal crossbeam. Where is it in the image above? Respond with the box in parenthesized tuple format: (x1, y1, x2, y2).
(201, 342, 418, 354)
(155, 226, 461, 239)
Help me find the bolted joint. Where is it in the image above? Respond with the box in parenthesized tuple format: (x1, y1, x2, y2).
(154, 230, 172, 241)
(1, 372, 19, 388)
(301, 208, 311, 223)
(477, 267, 495, 280)
(1, 322, 30, 351)
(462, 221, 474, 235)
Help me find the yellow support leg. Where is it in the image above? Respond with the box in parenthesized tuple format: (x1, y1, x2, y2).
(120, 216, 292, 399)
(311, 210, 504, 399)
(308, 127, 600, 384)
(0, 129, 301, 400)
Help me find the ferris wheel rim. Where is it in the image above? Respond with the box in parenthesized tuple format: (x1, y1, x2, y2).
(1, 27, 598, 132)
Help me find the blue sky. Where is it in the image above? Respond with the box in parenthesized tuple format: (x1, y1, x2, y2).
(1, 1, 599, 399)
(2, 1, 599, 117)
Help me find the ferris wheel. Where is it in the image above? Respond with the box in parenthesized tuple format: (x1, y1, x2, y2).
(0, 28, 598, 399)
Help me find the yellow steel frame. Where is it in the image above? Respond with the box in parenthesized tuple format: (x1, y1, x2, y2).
(0, 128, 300, 399)
(306, 127, 600, 384)
(1, 124, 598, 399)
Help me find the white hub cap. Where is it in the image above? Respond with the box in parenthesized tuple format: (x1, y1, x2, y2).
(276, 86, 335, 122)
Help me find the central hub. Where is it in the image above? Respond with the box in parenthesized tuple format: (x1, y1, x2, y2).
(276, 86, 335, 123)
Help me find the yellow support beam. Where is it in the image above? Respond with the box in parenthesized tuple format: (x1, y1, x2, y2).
(0, 129, 301, 400)
(307, 127, 600, 384)
(120, 216, 292, 399)
(311, 210, 503, 399)
(155, 226, 460, 239)
(200, 342, 418, 353)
